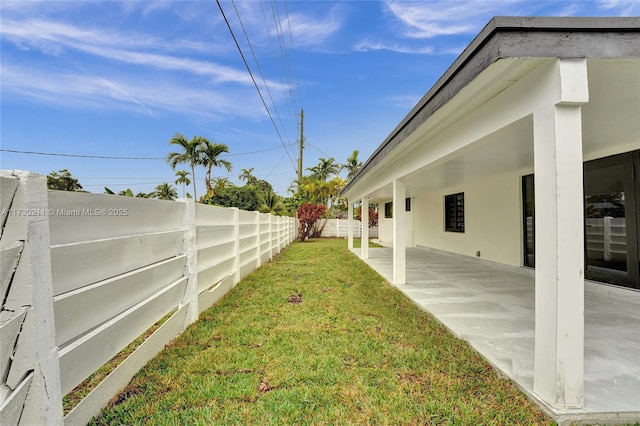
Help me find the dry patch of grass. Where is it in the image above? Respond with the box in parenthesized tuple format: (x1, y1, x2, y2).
(90, 239, 552, 425)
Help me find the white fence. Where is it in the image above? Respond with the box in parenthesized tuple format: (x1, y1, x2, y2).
(0, 171, 296, 426)
(585, 217, 627, 263)
(317, 218, 378, 239)
(526, 216, 627, 263)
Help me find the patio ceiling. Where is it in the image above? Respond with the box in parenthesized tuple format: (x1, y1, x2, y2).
(355, 57, 640, 203)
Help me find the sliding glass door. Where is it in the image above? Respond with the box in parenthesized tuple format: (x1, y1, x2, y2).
(523, 150, 639, 289)
(584, 151, 639, 289)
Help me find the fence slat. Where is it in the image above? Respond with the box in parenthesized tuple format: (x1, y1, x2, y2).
(63, 305, 189, 426)
(58, 277, 187, 394)
(54, 256, 186, 347)
(0, 372, 33, 426)
(47, 192, 184, 245)
(51, 230, 184, 296)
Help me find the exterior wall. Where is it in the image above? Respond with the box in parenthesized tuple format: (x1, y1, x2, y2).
(414, 171, 523, 267)
(377, 200, 414, 247)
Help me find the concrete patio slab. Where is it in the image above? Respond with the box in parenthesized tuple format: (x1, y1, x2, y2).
(352, 246, 640, 425)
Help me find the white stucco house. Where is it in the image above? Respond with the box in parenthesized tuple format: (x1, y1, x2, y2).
(342, 17, 639, 424)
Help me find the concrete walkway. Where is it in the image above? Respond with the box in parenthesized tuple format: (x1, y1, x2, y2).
(351, 246, 640, 424)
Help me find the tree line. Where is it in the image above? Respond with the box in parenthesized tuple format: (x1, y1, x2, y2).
(45, 132, 377, 236)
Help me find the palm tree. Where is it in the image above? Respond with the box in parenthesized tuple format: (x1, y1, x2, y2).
(307, 157, 339, 182)
(166, 133, 205, 200)
(239, 167, 258, 186)
(152, 183, 178, 201)
(174, 170, 191, 198)
(260, 189, 286, 215)
(206, 177, 233, 197)
(342, 150, 362, 181)
(201, 140, 232, 192)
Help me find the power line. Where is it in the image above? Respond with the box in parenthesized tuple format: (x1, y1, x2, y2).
(77, 176, 171, 180)
(0, 149, 164, 160)
(270, 0, 298, 114)
(85, 182, 168, 188)
(230, 0, 292, 147)
(263, 152, 288, 180)
(223, 143, 294, 157)
(215, 0, 297, 173)
(306, 142, 329, 158)
(283, 0, 303, 108)
(1, 144, 297, 160)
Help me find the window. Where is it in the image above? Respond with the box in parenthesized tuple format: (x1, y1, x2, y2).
(385, 198, 411, 218)
(384, 202, 393, 218)
(444, 192, 464, 232)
(522, 175, 535, 267)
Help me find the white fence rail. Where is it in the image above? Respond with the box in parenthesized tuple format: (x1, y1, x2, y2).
(585, 217, 627, 262)
(526, 216, 627, 263)
(0, 171, 296, 426)
(317, 218, 378, 239)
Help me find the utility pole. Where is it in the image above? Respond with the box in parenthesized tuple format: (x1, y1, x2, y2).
(298, 108, 304, 183)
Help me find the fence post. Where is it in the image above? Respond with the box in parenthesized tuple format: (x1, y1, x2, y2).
(231, 207, 240, 285)
(0, 171, 63, 425)
(267, 214, 272, 258)
(603, 216, 612, 262)
(255, 211, 261, 268)
(290, 217, 294, 244)
(179, 198, 198, 327)
(277, 215, 282, 252)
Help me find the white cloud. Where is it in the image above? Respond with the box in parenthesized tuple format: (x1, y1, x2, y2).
(597, 0, 640, 14)
(384, 0, 500, 39)
(353, 39, 434, 54)
(1, 64, 266, 120)
(1, 18, 228, 57)
(223, 1, 345, 48)
(0, 17, 292, 93)
(384, 0, 640, 40)
(286, 5, 345, 47)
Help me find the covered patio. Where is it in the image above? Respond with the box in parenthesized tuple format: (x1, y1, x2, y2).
(351, 246, 640, 424)
(341, 17, 639, 424)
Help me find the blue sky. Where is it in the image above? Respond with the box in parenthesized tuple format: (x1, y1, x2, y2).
(2, 0, 639, 196)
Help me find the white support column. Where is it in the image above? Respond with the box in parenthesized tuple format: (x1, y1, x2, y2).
(392, 180, 406, 285)
(533, 58, 587, 409)
(347, 201, 354, 250)
(361, 197, 369, 259)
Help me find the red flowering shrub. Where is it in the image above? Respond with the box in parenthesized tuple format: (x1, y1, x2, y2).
(355, 207, 379, 228)
(297, 203, 326, 241)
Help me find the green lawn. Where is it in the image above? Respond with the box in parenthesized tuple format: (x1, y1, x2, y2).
(91, 238, 551, 425)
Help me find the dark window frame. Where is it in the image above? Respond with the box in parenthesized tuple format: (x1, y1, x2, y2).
(385, 198, 411, 218)
(444, 192, 465, 232)
(384, 202, 393, 218)
(522, 174, 535, 267)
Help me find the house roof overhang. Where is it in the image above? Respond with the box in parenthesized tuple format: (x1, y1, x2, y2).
(341, 16, 640, 201)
